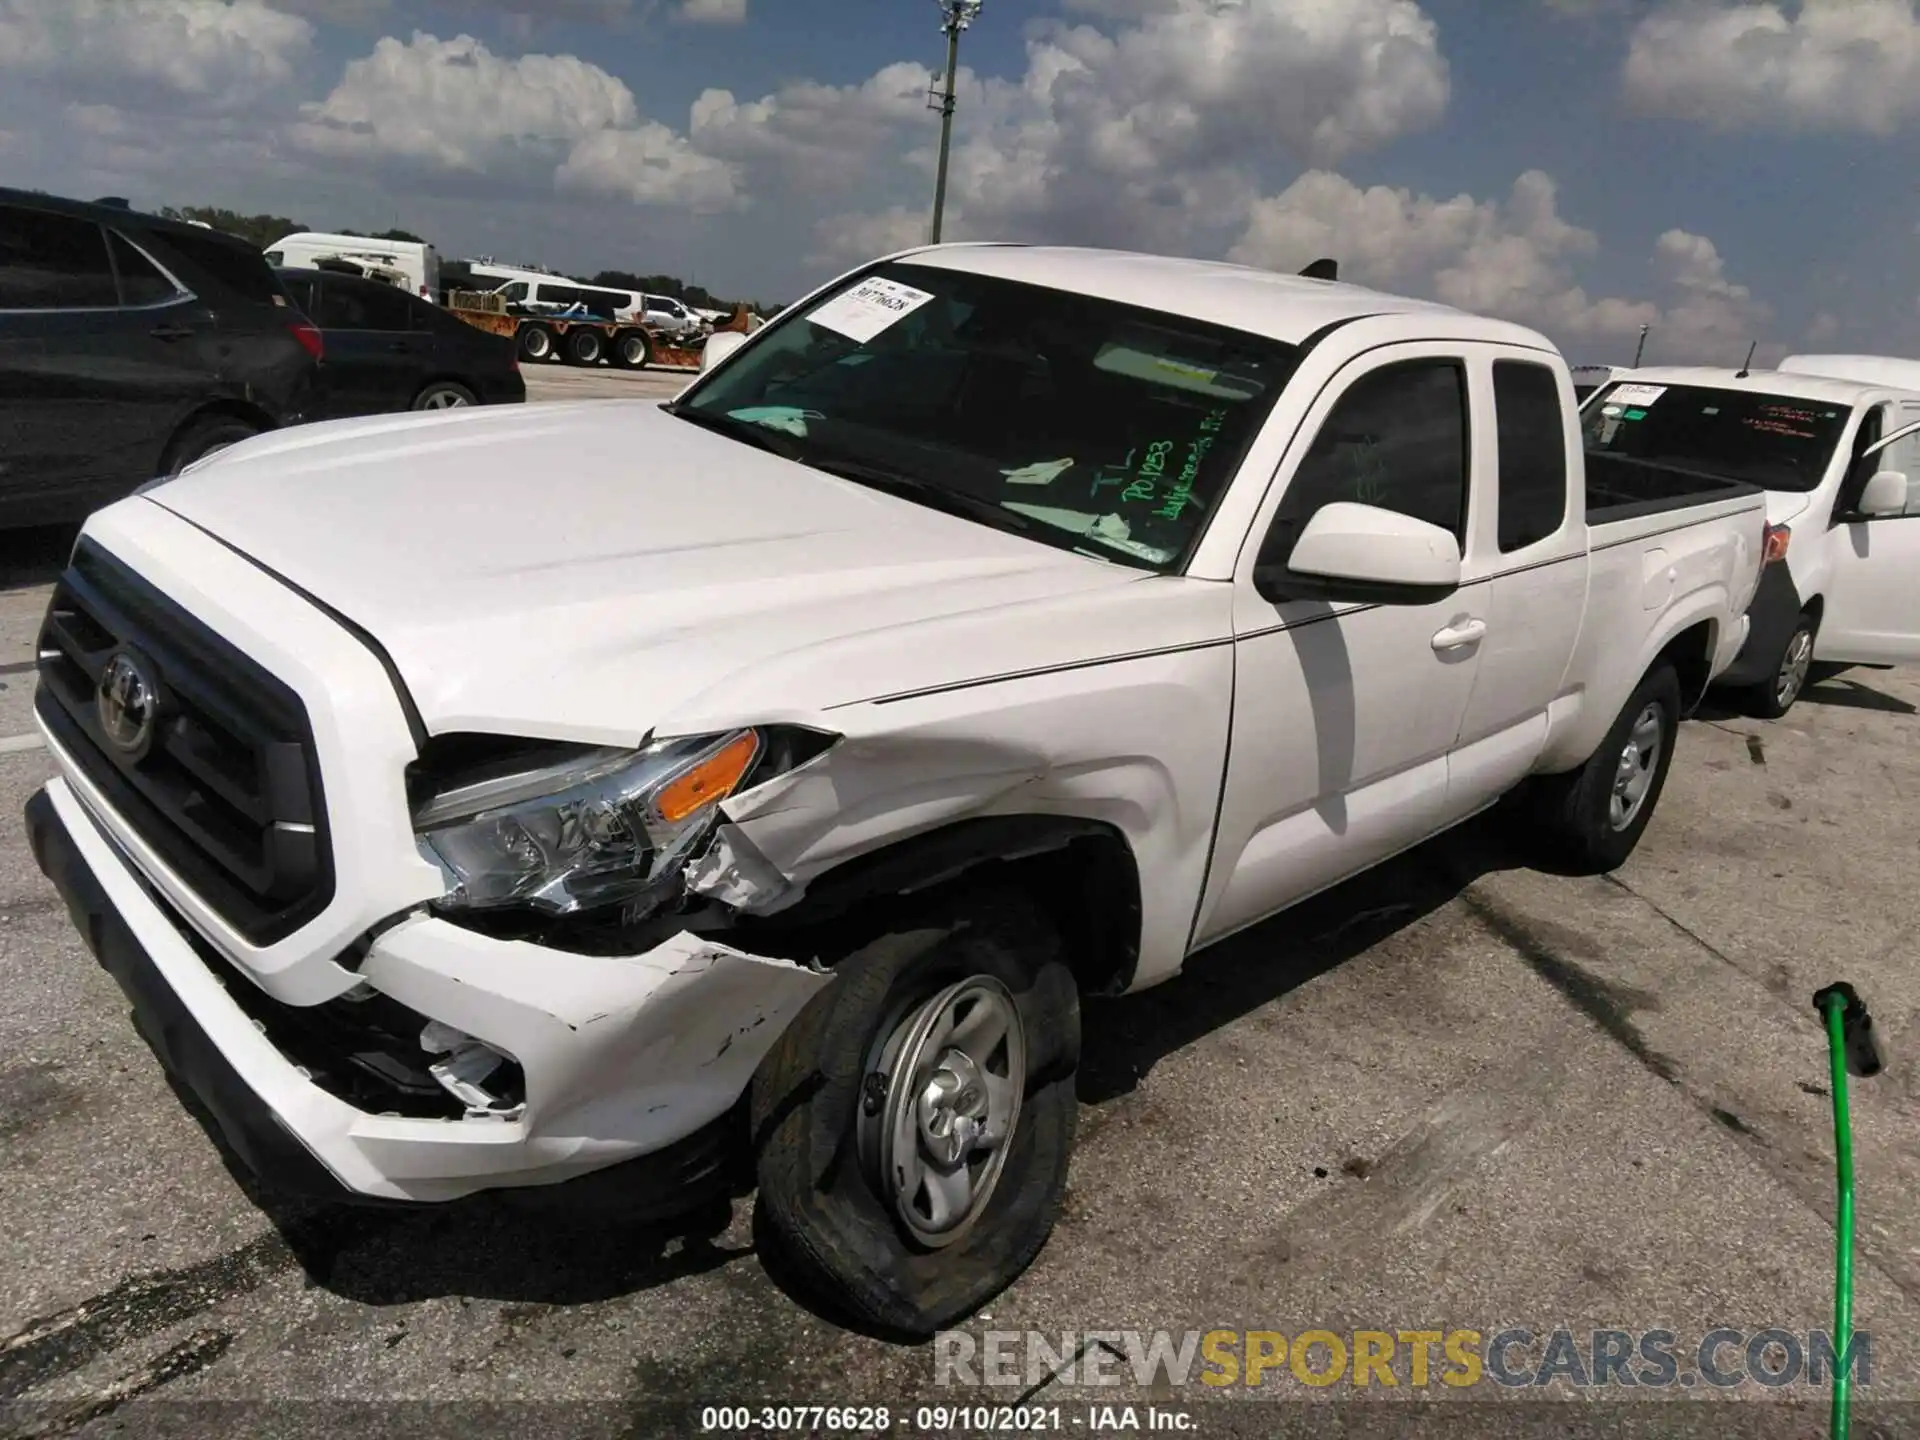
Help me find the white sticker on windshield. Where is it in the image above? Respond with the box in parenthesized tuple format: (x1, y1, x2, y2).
(806, 277, 936, 343)
(1608, 383, 1667, 407)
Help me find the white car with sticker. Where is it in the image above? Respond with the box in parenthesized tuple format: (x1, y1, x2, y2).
(1582, 365, 1920, 717)
(29, 244, 1766, 1337)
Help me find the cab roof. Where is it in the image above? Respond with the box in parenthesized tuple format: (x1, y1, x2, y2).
(1621, 365, 1920, 406)
(890, 243, 1559, 353)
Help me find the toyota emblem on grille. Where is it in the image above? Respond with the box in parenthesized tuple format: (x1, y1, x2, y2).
(97, 649, 160, 757)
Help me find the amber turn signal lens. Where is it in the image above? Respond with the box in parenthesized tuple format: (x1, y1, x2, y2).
(1762, 523, 1791, 565)
(652, 731, 760, 824)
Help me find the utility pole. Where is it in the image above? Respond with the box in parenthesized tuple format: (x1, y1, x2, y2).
(928, 0, 982, 245)
(1632, 324, 1649, 368)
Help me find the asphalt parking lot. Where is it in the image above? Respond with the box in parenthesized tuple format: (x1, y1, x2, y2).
(4, 368, 1920, 1435)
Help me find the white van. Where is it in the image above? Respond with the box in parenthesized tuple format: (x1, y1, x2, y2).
(266, 232, 441, 302)
(1583, 366, 1920, 716)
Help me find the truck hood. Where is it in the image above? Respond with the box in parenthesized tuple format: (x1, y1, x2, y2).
(148, 402, 1143, 742)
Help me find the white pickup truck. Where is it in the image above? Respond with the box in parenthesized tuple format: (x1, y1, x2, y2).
(27, 245, 1765, 1338)
(1582, 365, 1920, 716)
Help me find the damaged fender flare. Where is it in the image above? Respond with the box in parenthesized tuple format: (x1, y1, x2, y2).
(746, 814, 1144, 997)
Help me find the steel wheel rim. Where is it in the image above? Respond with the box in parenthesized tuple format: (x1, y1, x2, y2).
(1776, 628, 1813, 708)
(525, 331, 550, 358)
(1609, 702, 1664, 831)
(859, 975, 1026, 1251)
(622, 337, 647, 365)
(423, 389, 468, 409)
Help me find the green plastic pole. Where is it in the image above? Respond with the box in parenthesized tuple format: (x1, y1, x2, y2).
(1821, 991, 1855, 1440)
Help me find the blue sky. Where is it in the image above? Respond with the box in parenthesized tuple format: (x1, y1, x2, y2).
(2, 0, 1916, 365)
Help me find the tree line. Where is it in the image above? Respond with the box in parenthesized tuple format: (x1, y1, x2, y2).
(158, 205, 780, 315)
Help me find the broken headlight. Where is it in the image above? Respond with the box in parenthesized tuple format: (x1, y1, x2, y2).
(413, 729, 770, 917)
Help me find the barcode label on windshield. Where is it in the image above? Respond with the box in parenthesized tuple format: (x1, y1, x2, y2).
(807, 277, 936, 343)
(1608, 383, 1667, 407)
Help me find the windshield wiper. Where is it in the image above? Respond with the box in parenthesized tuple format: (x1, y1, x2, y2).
(803, 455, 1037, 538)
(663, 403, 805, 461)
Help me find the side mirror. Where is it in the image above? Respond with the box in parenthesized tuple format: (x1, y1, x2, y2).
(1857, 469, 1908, 518)
(1255, 502, 1462, 606)
(700, 331, 748, 374)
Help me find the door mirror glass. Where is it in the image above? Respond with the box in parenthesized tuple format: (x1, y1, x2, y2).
(1858, 469, 1908, 518)
(1258, 501, 1462, 605)
(701, 330, 748, 373)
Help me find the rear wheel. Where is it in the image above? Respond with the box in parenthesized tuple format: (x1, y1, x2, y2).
(751, 888, 1079, 1338)
(412, 381, 475, 411)
(1526, 663, 1681, 873)
(1744, 610, 1818, 719)
(518, 324, 555, 363)
(613, 330, 652, 370)
(566, 328, 604, 367)
(163, 416, 260, 477)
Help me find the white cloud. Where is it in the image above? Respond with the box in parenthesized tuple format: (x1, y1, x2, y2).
(0, 0, 313, 112)
(1229, 169, 1771, 363)
(936, 0, 1450, 252)
(680, 0, 746, 22)
(809, 205, 935, 268)
(690, 62, 938, 186)
(294, 31, 636, 170)
(1623, 0, 1920, 134)
(556, 122, 739, 210)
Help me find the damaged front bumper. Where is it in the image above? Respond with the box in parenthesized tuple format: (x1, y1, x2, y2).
(27, 777, 829, 1205)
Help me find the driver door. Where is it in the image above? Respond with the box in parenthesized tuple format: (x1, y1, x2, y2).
(1821, 400, 1920, 664)
(1192, 346, 1492, 947)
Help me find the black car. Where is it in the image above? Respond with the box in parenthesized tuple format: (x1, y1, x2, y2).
(276, 267, 525, 418)
(0, 188, 321, 527)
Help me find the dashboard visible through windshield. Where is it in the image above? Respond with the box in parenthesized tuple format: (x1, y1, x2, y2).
(1582, 380, 1852, 494)
(671, 261, 1298, 571)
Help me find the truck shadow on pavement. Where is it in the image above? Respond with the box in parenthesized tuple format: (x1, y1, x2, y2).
(1690, 669, 1917, 721)
(1075, 809, 1535, 1106)
(0, 524, 79, 592)
(168, 1075, 754, 1309)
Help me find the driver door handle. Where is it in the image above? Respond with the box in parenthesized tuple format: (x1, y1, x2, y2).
(149, 325, 195, 342)
(1431, 618, 1487, 651)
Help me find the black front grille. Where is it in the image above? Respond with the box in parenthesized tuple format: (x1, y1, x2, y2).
(36, 539, 334, 945)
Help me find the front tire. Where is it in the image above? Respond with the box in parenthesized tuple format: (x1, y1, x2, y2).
(1527, 663, 1681, 874)
(1744, 610, 1818, 719)
(751, 888, 1080, 1338)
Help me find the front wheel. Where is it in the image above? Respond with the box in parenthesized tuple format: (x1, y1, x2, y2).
(751, 888, 1080, 1338)
(1744, 611, 1818, 719)
(1526, 663, 1681, 874)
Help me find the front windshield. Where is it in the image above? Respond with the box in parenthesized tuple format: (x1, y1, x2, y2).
(1581, 381, 1852, 494)
(673, 261, 1298, 571)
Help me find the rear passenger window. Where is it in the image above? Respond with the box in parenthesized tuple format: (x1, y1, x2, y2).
(1493, 360, 1570, 551)
(0, 206, 117, 309)
(315, 280, 414, 331)
(109, 232, 180, 307)
(152, 228, 286, 306)
(1260, 358, 1468, 570)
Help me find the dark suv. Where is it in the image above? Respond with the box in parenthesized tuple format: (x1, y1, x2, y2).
(0, 189, 322, 528)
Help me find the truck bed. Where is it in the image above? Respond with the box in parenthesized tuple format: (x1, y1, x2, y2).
(1586, 451, 1763, 526)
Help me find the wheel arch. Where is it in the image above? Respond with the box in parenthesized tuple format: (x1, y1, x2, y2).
(735, 814, 1145, 998)
(158, 400, 276, 473)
